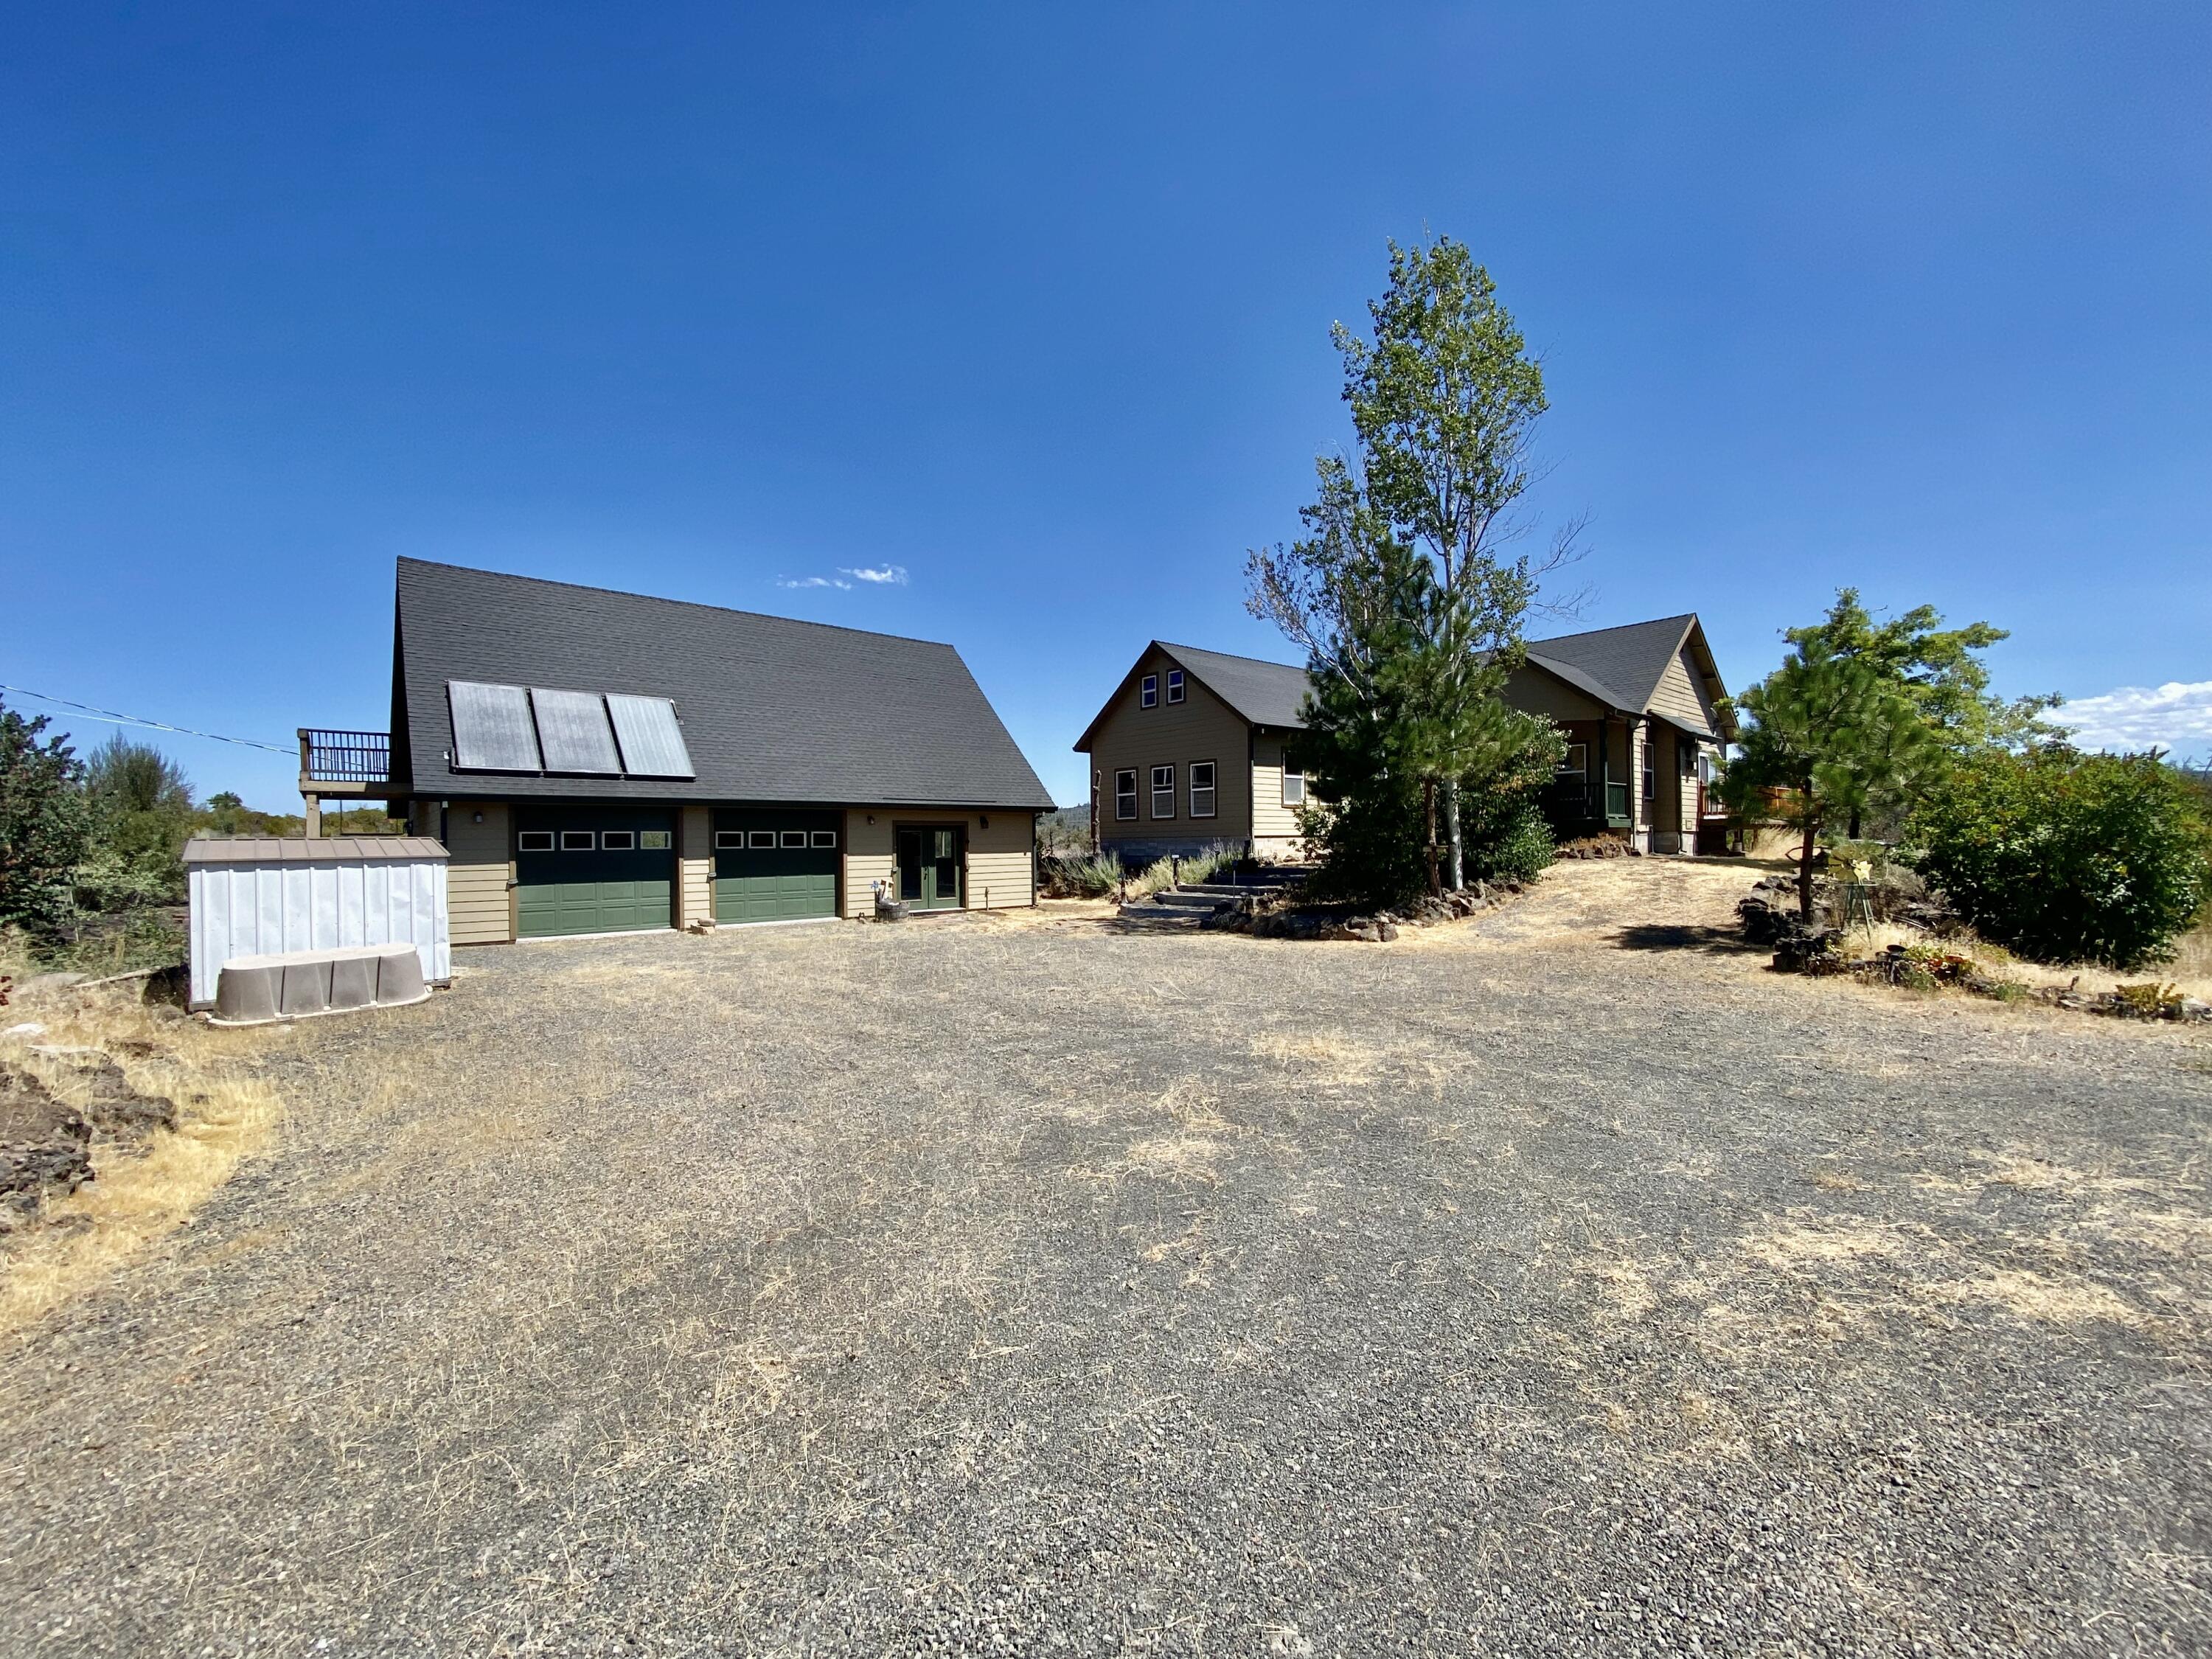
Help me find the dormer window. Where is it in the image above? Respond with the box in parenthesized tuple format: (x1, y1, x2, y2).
(1140, 673, 1158, 709)
(1166, 669, 1185, 704)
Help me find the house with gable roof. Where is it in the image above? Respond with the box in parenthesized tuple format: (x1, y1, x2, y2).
(1072, 615, 1733, 863)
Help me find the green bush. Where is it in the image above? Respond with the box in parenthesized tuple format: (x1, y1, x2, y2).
(1459, 793, 1555, 883)
(1910, 749, 2212, 969)
(0, 700, 91, 940)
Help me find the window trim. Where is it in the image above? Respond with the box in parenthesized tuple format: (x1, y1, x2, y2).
(1166, 669, 1185, 705)
(747, 830, 776, 849)
(599, 830, 637, 852)
(1150, 763, 1175, 821)
(1281, 765, 1305, 807)
(559, 830, 596, 852)
(518, 830, 555, 853)
(1139, 673, 1158, 709)
(779, 830, 807, 849)
(714, 830, 744, 849)
(811, 829, 838, 849)
(1115, 768, 1138, 821)
(639, 830, 672, 851)
(1189, 759, 1216, 818)
(1558, 742, 1588, 781)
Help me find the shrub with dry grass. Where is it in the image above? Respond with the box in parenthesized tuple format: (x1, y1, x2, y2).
(0, 951, 283, 1334)
(1122, 843, 1243, 899)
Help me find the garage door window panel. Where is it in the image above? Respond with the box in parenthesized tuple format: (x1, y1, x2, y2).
(515, 810, 677, 937)
(711, 808, 842, 924)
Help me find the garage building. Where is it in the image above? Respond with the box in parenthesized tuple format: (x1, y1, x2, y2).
(327, 558, 1053, 942)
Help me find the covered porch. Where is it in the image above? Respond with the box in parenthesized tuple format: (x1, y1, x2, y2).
(1540, 714, 1717, 854)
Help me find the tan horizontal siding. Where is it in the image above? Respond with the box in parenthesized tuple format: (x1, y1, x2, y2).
(1250, 732, 1306, 841)
(446, 801, 513, 945)
(965, 849, 1033, 911)
(844, 808, 1034, 916)
(1649, 649, 1717, 728)
(677, 805, 712, 927)
(1504, 662, 1606, 722)
(1085, 647, 1253, 844)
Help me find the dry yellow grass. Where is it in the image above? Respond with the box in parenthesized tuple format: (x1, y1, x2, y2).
(1835, 916, 2212, 1004)
(1249, 1030, 1383, 1086)
(0, 984, 285, 1335)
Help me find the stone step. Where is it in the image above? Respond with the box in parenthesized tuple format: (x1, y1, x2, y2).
(1147, 889, 1231, 909)
(1178, 880, 1295, 897)
(1116, 901, 1207, 924)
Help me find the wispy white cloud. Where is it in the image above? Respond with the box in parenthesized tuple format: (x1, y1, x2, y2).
(2063, 680, 2212, 758)
(776, 575, 852, 591)
(840, 564, 908, 585)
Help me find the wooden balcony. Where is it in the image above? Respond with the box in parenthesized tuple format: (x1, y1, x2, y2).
(298, 729, 392, 835)
(299, 728, 391, 793)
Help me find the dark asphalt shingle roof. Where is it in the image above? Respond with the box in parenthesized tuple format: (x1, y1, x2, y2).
(1095, 616, 1723, 737)
(1523, 614, 1701, 717)
(392, 559, 1053, 808)
(1157, 642, 1313, 728)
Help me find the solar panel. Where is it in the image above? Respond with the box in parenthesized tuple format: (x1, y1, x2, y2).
(605, 693, 695, 779)
(529, 689, 622, 775)
(448, 682, 542, 772)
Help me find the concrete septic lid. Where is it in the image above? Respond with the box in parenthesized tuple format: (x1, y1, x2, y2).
(221, 942, 420, 971)
(183, 836, 450, 865)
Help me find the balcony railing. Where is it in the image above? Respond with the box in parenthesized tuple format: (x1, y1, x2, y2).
(299, 728, 392, 789)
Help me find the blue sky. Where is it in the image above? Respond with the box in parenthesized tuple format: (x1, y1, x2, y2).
(4, 3, 2207, 810)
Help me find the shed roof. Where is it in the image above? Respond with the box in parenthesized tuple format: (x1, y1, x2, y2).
(183, 835, 451, 865)
(392, 559, 1054, 809)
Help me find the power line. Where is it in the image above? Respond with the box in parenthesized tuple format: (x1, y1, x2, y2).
(0, 684, 294, 755)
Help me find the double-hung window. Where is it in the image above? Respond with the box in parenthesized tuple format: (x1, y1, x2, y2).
(1166, 669, 1185, 704)
(1115, 769, 1138, 821)
(1150, 764, 1175, 819)
(1642, 741, 1657, 803)
(1281, 754, 1305, 807)
(1558, 743, 1587, 782)
(1140, 674, 1158, 709)
(1189, 760, 1216, 818)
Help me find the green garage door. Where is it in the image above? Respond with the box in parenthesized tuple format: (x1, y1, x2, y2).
(714, 808, 841, 924)
(515, 807, 676, 937)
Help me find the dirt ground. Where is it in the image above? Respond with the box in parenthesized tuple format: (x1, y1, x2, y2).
(2, 859, 2208, 1656)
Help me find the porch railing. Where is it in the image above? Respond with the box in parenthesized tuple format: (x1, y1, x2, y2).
(299, 729, 392, 788)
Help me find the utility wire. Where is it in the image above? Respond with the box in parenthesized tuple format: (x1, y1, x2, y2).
(0, 684, 294, 754)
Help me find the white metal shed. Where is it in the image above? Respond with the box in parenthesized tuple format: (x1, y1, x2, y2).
(184, 836, 451, 1010)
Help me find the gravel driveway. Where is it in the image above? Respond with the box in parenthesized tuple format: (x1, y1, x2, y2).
(3, 860, 2208, 1656)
